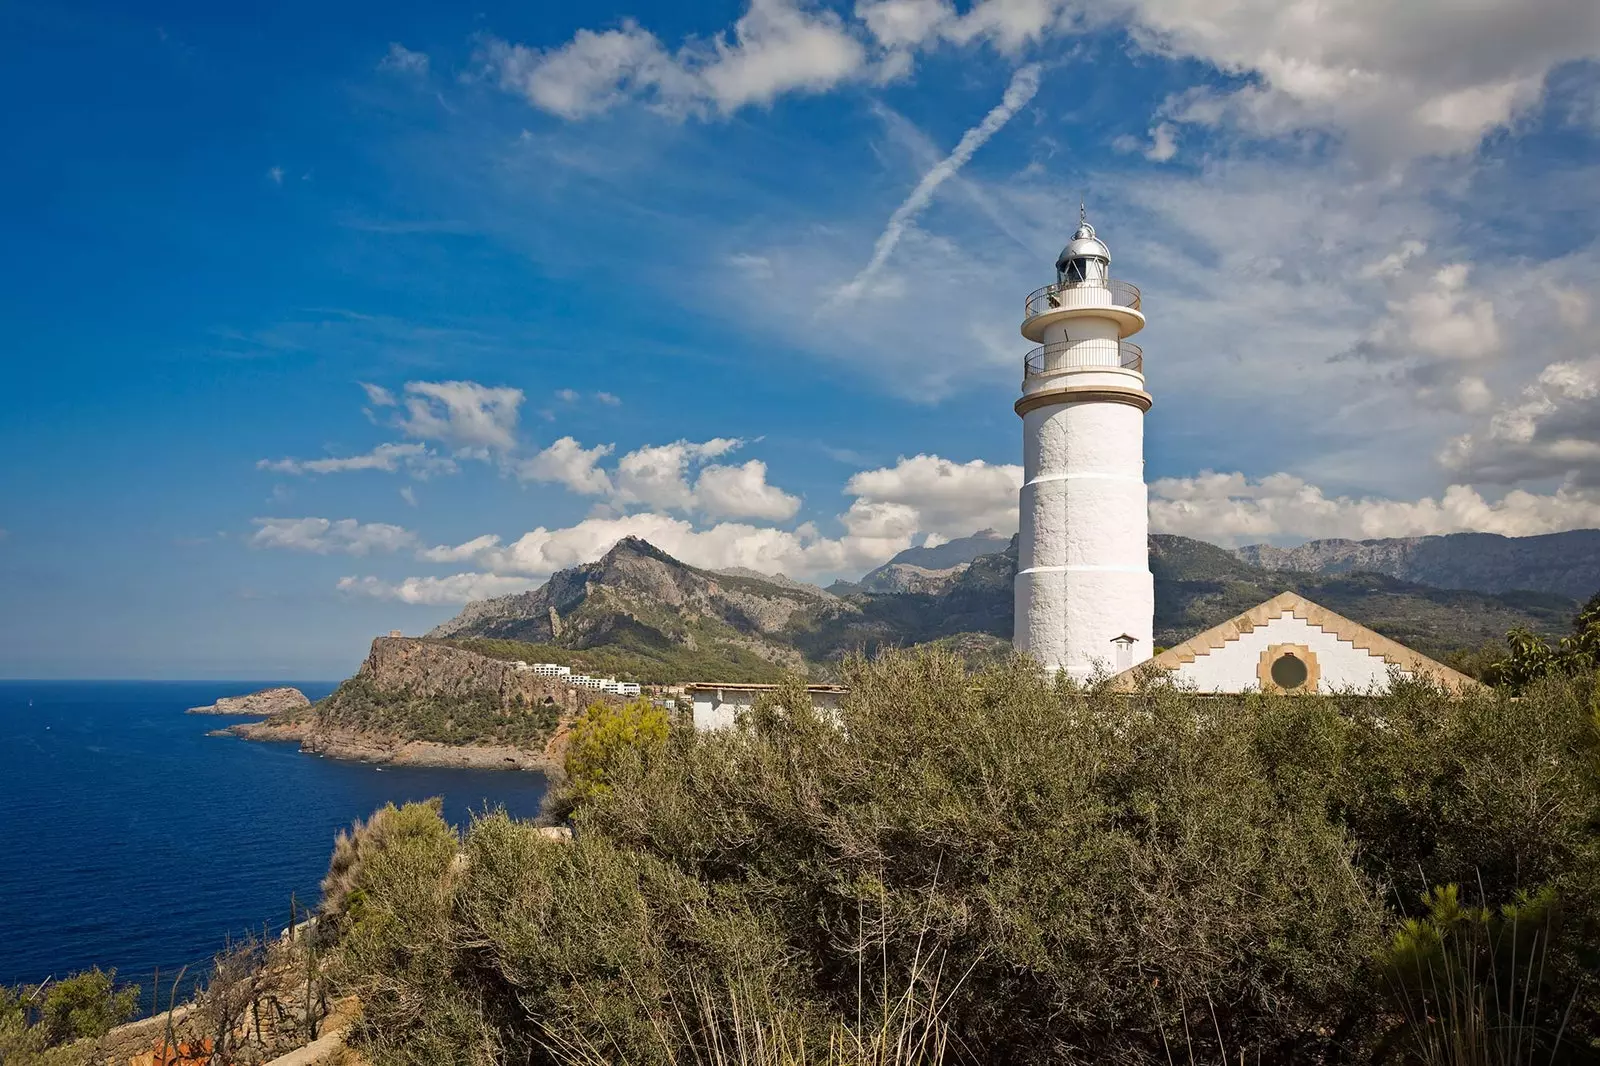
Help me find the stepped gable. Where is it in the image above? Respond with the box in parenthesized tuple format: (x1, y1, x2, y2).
(1109, 591, 1481, 695)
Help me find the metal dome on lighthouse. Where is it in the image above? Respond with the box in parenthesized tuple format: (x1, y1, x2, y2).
(1013, 207, 1154, 680)
(1055, 205, 1111, 284)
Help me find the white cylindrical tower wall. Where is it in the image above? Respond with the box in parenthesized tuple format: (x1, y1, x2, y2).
(1015, 400, 1152, 678)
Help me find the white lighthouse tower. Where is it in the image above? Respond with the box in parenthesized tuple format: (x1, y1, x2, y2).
(1014, 209, 1153, 680)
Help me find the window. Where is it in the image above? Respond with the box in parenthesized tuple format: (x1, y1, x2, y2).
(1270, 652, 1308, 690)
(1257, 643, 1319, 694)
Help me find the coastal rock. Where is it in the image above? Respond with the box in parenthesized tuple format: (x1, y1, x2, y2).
(188, 686, 310, 716)
(225, 717, 567, 772)
(225, 638, 585, 772)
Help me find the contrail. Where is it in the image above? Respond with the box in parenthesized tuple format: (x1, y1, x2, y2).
(832, 64, 1041, 304)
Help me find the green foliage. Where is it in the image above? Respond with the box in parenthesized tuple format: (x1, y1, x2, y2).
(1487, 591, 1600, 692)
(37, 969, 138, 1046)
(1376, 884, 1575, 1064)
(321, 801, 485, 1065)
(0, 968, 141, 1061)
(323, 654, 1600, 1065)
(321, 798, 449, 932)
(313, 674, 563, 747)
(562, 698, 670, 801)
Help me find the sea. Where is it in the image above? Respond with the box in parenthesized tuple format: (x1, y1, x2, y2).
(0, 680, 549, 995)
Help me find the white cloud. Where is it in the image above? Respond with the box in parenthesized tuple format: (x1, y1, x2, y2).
(515, 435, 803, 520)
(1134, 0, 1600, 161)
(360, 382, 397, 407)
(1360, 240, 1428, 280)
(845, 453, 1021, 538)
(250, 517, 417, 555)
(1115, 122, 1178, 161)
(481, 0, 869, 120)
(395, 380, 524, 453)
(595, 391, 622, 406)
(378, 42, 430, 77)
(481, 0, 1599, 165)
(856, 0, 1071, 52)
(346, 451, 1022, 602)
(256, 442, 457, 479)
(267, 166, 284, 185)
(833, 63, 1040, 303)
(411, 511, 901, 591)
(613, 438, 745, 510)
(1441, 359, 1600, 487)
(516, 436, 616, 495)
(554, 388, 580, 403)
(400, 486, 418, 507)
(694, 459, 803, 520)
(855, 0, 956, 49)
(1149, 471, 1600, 545)
(338, 572, 533, 605)
(1365, 263, 1502, 364)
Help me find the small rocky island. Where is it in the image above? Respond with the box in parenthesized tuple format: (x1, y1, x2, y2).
(188, 686, 310, 716)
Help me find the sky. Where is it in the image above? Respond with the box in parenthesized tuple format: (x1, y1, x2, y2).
(2, 0, 1599, 678)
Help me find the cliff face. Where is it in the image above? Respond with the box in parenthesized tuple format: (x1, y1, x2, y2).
(230, 637, 591, 769)
(1235, 529, 1600, 600)
(358, 637, 583, 712)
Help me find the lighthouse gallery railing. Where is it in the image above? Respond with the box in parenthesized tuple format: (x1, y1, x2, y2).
(1024, 278, 1142, 320)
(1024, 340, 1143, 376)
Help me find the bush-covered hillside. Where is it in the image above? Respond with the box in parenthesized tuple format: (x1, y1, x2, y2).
(314, 674, 564, 747)
(325, 654, 1600, 1065)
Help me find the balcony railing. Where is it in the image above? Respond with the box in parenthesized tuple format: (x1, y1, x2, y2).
(1024, 278, 1142, 320)
(1024, 340, 1143, 377)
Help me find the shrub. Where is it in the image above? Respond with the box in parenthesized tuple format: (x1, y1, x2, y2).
(1486, 591, 1600, 692)
(1375, 884, 1576, 1064)
(321, 799, 449, 932)
(560, 699, 669, 801)
(37, 968, 139, 1047)
(326, 652, 1600, 1065)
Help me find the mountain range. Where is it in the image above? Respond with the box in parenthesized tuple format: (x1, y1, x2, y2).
(1234, 529, 1600, 600)
(425, 530, 1590, 684)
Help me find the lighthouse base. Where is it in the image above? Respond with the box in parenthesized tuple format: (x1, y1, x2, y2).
(1014, 566, 1154, 681)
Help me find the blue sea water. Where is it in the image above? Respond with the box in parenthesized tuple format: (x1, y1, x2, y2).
(0, 681, 549, 991)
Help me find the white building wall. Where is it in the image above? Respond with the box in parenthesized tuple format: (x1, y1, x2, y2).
(1173, 612, 1408, 694)
(691, 689, 844, 731)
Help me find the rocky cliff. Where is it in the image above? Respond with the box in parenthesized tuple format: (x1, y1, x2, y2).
(229, 638, 588, 770)
(1235, 529, 1600, 601)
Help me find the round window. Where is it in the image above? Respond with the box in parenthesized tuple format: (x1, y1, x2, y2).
(1270, 652, 1309, 690)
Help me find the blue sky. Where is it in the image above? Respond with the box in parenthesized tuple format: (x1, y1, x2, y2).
(3, 0, 1599, 678)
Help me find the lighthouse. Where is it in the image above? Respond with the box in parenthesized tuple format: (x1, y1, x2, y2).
(1013, 209, 1154, 680)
